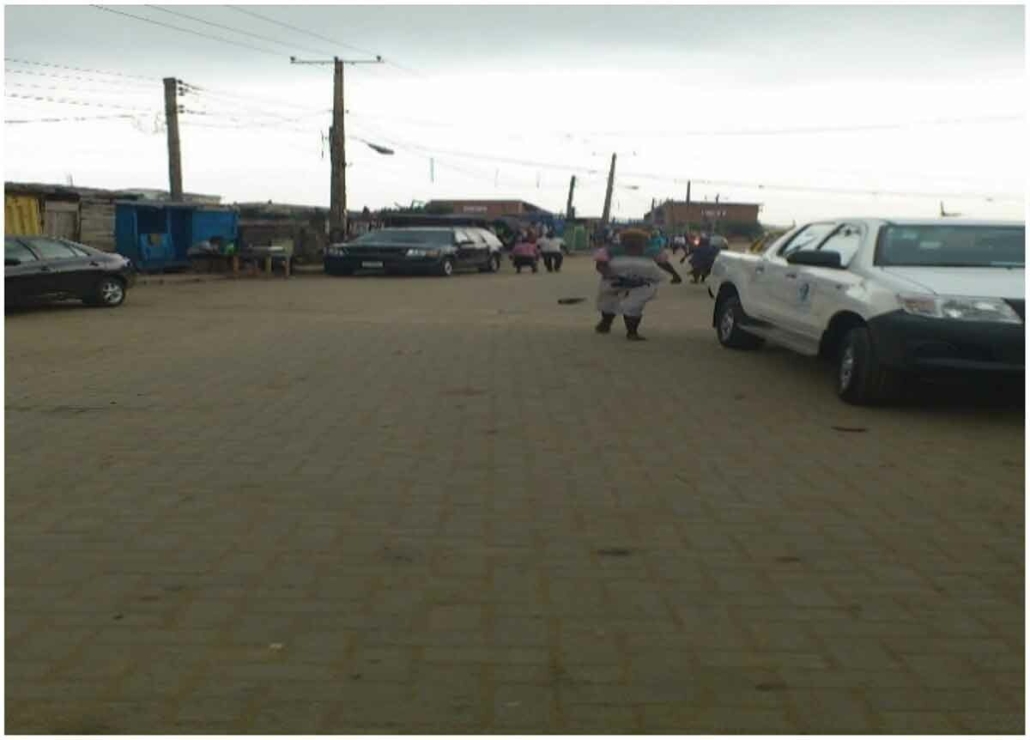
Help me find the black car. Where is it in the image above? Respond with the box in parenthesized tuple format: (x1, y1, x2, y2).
(324, 227, 501, 277)
(5, 235, 135, 308)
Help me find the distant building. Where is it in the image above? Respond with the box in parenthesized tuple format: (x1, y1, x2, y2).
(424, 199, 550, 219)
(643, 200, 761, 230)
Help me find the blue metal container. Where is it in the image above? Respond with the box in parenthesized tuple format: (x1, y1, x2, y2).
(115, 202, 238, 272)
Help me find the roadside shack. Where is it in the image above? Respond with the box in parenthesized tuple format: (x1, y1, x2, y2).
(115, 201, 238, 273)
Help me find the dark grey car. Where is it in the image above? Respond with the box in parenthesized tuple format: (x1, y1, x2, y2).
(324, 227, 499, 277)
(5, 236, 136, 308)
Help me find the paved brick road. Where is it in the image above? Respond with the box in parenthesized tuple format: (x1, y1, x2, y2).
(5, 258, 1024, 733)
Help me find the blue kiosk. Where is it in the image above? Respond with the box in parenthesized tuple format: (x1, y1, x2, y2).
(116, 201, 238, 273)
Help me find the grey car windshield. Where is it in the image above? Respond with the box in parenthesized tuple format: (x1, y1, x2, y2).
(877, 225, 1025, 267)
(354, 229, 453, 246)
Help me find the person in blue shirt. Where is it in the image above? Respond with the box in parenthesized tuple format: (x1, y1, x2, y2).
(649, 229, 682, 284)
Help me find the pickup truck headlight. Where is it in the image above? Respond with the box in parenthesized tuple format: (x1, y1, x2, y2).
(899, 294, 1022, 323)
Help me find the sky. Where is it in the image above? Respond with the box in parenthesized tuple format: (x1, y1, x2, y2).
(3, 3, 1027, 225)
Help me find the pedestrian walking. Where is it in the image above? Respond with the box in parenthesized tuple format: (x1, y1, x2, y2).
(651, 229, 683, 283)
(593, 228, 664, 341)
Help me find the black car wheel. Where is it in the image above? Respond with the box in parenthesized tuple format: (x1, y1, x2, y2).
(438, 258, 455, 277)
(480, 254, 501, 273)
(88, 276, 126, 308)
(715, 294, 762, 349)
(837, 326, 902, 405)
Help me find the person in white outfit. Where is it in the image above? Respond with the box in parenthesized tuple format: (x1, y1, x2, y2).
(538, 230, 565, 272)
(593, 228, 664, 341)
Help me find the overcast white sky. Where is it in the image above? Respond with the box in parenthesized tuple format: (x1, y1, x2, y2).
(3, 3, 1027, 224)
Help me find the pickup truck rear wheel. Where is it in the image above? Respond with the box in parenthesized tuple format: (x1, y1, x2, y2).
(837, 326, 902, 405)
(716, 294, 763, 350)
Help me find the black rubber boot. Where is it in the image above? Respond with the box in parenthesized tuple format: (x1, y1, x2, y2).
(595, 312, 615, 334)
(625, 315, 646, 341)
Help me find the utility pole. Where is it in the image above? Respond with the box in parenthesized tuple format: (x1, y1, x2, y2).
(291, 54, 382, 241)
(331, 57, 345, 241)
(566, 175, 576, 219)
(163, 77, 183, 201)
(601, 153, 617, 224)
(685, 180, 691, 231)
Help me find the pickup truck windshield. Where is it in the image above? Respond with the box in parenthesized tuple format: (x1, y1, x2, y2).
(877, 225, 1025, 268)
(353, 229, 453, 246)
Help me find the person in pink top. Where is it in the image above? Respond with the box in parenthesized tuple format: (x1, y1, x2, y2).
(510, 231, 541, 274)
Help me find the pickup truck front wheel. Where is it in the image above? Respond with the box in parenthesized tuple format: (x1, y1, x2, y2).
(838, 326, 902, 405)
(716, 294, 763, 350)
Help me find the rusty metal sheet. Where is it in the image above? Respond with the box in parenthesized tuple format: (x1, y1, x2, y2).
(4, 194, 43, 236)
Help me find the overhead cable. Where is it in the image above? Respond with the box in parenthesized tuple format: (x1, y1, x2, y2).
(91, 5, 285, 58)
(6, 92, 157, 112)
(144, 5, 332, 57)
(5, 113, 139, 125)
(3, 56, 157, 81)
(4, 67, 156, 89)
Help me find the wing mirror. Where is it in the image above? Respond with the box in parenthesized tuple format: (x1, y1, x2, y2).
(787, 250, 843, 268)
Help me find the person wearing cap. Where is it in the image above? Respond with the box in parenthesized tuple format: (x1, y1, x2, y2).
(593, 228, 665, 341)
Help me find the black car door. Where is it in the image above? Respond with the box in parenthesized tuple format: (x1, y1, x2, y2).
(22, 237, 91, 295)
(453, 229, 476, 267)
(5, 237, 48, 302)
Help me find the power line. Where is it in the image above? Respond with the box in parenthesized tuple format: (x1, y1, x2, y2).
(91, 5, 285, 58)
(4, 67, 155, 89)
(5, 113, 139, 125)
(583, 115, 1025, 140)
(4, 56, 157, 81)
(6, 82, 159, 99)
(356, 121, 1020, 204)
(6, 92, 158, 112)
(224, 6, 379, 58)
(177, 80, 329, 117)
(225, 5, 422, 79)
(144, 5, 332, 57)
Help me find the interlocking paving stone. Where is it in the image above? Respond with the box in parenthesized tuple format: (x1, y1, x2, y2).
(5, 260, 1023, 733)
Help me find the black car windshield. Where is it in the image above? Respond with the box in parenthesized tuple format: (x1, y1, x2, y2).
(353, 229, 453, 246)
(877, 224, 1025, 267)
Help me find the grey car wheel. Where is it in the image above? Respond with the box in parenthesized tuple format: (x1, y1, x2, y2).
(94, 277, 126, 307)
(439, 258, 455, 277)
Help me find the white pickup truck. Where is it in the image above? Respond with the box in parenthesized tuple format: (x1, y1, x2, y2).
(707, 218, 1025, 405)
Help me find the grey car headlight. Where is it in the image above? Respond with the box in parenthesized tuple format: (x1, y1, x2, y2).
(899, 294, 1022, 323)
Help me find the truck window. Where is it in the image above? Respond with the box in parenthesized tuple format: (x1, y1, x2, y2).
(778, 223, 835, 258)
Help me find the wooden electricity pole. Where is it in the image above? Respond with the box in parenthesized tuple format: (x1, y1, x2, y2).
(163, 77, 183, 201)
(330, 57, 346, 240)
(685, 179, 691, 230)
(566, 175, 576, 219)
(601, 153, 617, 224)
(290, 54, 382, 241)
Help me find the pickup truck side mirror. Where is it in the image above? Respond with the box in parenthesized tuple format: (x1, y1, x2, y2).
(787, 250, 843, 269)
(5, 258, 21, 266)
